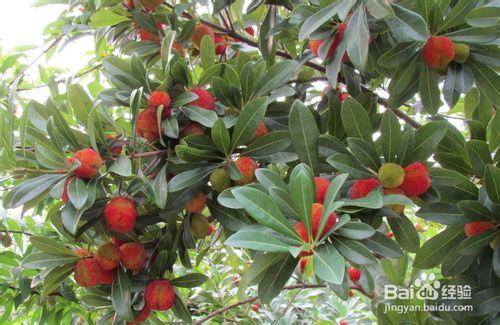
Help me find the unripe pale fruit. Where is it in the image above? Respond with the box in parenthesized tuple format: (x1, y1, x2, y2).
(464, 221, 495, 237)
(314, 177, 330, 204)
(120, 242, 147, 271)
(414, 223, 425, 232)
(297, 66, 315, 82)
(378, 163, 405, 188)
(104, 197, 137, 233)
(234, 157, 258, 185)
(140, 0, 163, 10)
(423, 36, 455, 69)
(191, 24, 214, 48)
(136, 108, 160, 142)
(383, 187, 406, 214)
(210, 168, 231, 192)
(349, 178, 381, 199)
(67, 148, 103, 179)
(453, 43, 470, 63)
(489, 233, 500, 249)
(144, 279, 175, 311)
(400, 162, 431, 197)
(74, 258, 102, 287)
(254, 121, 268, 138)
(190, 213, 210, 239)
(311, 203, 337, 239)
(95, 243, 121, 270)
(185, 192, 207, 213)
(189, 88, 216, 110)
(348, 267, 361, 282)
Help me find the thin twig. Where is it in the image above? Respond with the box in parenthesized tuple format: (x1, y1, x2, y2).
(0, 230, 34, 237)
(8, 35, 64, 87)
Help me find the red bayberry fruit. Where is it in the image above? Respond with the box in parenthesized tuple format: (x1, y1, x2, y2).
(311, 203, 337, 239)
(67, 148, 103, 179)
(400, 162, 431, 197)
(189, 88, 216, 110)
(386, 231, 394, 238)
(245, 26, 255, 36)
(148, 90, 171, 117)
(423, 36, 455, 69)
(314, 177, 330, 204)
(100, 269, 115, 285)
(141, 0, 163, 10)
(95, 243, 121, 270)
(111, 237, 125, 247)
(74, 248, 91, 257)
(214, 34, 227, 55)
(234, 157, 258, 185)
(104, 197, 137, 233)
(464, 221, 495, 237)
(349, 178, 381, 199)
(191, 24, 214, 48)
(144, 279, 176, 311)
(129, 307, 151, 324)
(185, 192, 207, 213)
(136, 108, 160, 142)
(120, 242, 147, 271)
(251, 303, 261, 311)
(180, 122, 206, 137)
(74, 258, 102, 287)
(348, 267, 361, 282)
(254, 121, 268, 138)
(338, 92, 349, 101)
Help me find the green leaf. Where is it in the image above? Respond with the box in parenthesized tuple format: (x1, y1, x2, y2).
(3, 174, 65, 209)
(413, 225, 466, 269)
(387, 4, 429, 42)
(361, 232, 403, 259)
(346, 137, 381, 171)
(378, 43, 419, 68)
(388, 55, 420, 97)
(341, 97, 373, 144)
(472, 287, 500, 316)
(437, 0, 476, 32)
(67, 178, 88, 210)
(22, 252, 79, 269)
(161, 30, 176, 69)
(458, 230, 496, 255)
(231, 187, 299, 240)
(336, 222, 375, 240)
(411, 121, 448, 162)
(289, 100, 320, 173)
(109, 156, 132, 177)
(416, 203, 467, 225)
(211, 119, 231, 155)
(225, 227, 292, 252)
(323, 173, 348, 216)
(459, 200, 496, 222)
(466, 7, 500, 28)
(345, 6, 369, 70)
(484, 164, 500, 203)
(298, 0, 355, 41)
(469, 61, 500, 105)
(441, 246, 478, 276)
(289, 164, 314, 236)
(380, 110, 400, 163)
(200, 35, 215, 69)
(313, 244, 345, 284)
(182, 106, 218, 127)
(231, 97, 268, 150)
(30, 237, 75, 256)
(112, 268, 132, 321)
(254, 168, 287, 191)
(68, 84, 93, 127)
(326, 153, 374, 178)
(466, 140, 492, 177)
(153, 165, 168, 209)
(90, 8, 130, 27)
(253, 60, 299, 97)
(366, 0, 394, 19)
(242, 131, 293, 159)
(332, 237, 377, 265)
(172, 294, 192, 322)
(419, 65, 441, 114)
(168, 166, 216, 192)
(42, 263, 75, 297)
(387, 216, 420, 253)
(258, 255, 297, 302)
(171, 273, 209, 288)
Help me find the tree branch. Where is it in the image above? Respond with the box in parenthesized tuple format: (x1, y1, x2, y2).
(0, 230, 34, 237)
(194, 283, 370, 324)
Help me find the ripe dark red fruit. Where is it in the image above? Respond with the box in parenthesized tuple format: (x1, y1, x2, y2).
(74, 258, 102, 287)
(400, 162, 431, 197)
(136, 108, 160, 142)
(314, 177, 330, 204)
(214, 34, 227, 55)
(95, 243, 121, 270)
(100, 269, 115, 285)
(104, 197, 137, 233)
(245, 26, 255, 36)
(120, 242, 147, 271)
(338, 92, 349, 101)
(423, 36, 455, 69)
(348, 267, 361, 282)
(130, 307, 151, 324)
(148, 90, 171, 117)
(191, 24, 214, 48)
(311, 203, 337, 239)
(349, 178, 381, 199)
(67, 148, 103, 179)
(254, 121, 268, 138)
(464, 221, 495, 237)
(234, 157, 258, 185)
(144, 279, 176, 311)
(141, 0, 163, 10)
(189, 88, 216, 110)
(251, 303, 261, 312)
(185, 192, 207, 213)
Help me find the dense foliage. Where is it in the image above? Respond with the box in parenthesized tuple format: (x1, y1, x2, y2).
(0, 0, 499, 323)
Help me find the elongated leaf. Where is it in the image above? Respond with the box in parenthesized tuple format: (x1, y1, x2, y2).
(170, 273, 209, 288)
(416, 203, 467, 225)
(361, 232, 403, 259)
(387, 4, 429, 42)
(153, 164, 168, 209)
(258, 255, 297, 302)
(313, 244, 345, 284)
(211, 119, 230, 155)
(231, 97, 268, 150)
(345, 6, 369, 70)
(253, 60, 299, 97)
(225, 226, 292, 252)
(112, 268, 132, 321)
(341, 97, 373, 144)
(380, 110, 400, 163)
(4, 174, 66, 209)
(346, 137, 380, 171)
(332, 237, 377, 265)
(419, 65, 441, 114)
(387, 216, 420, 253)
(484, 164, 500, 203)
(289, 164, 314, 236)
(22, 253, 79, 269)
(30, 237, 76, 256)
(182, 106, 218, 127)
(289, 100, 319, 173)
